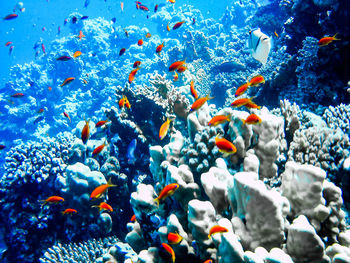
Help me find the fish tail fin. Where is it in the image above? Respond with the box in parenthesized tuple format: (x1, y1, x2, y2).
(333, 33, 340, 40)
(249, 96, 257, 102)
(107, 177, 117, 187)
(154, 198, 160, 206)
(61, 211, 65, 215)
(206, 93, 214, 101)
(226, 114, 232, 122)
(241, 118, 245, 125)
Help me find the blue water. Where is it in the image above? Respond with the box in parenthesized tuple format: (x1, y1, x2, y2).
(0, 0, 350, 262)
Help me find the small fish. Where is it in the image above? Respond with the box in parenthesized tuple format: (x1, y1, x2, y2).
(249, 75, 265, 86)
(95, 120, 109, 127)
(167, 23, 170, 32)
(130, 214, 136, 222)
(190, 94, 214, 112)
(60, 77, 75, 87)
(133, 61, 141, 68)
(33, 116, 44, 124)
(124, 96, 131, 108)
(145, 33, 152, 38)
(73, 51, 82, 58)
(5, 41, 12, 47)
(190, 80, 198, 99)
(64, 18, 68, 25)
(120, 2, 124, 12)
(77, 31, 85, 40)
(111, 17, 116, 23)
(90, 178, 117, 200)
(230, 97, 255, 108)
(72, 16, 77, 24)
(42, 27, 46, 31)
(168, 232, 183, 245)
(318, 33, 340, 47)
(84, 0, 90, 8)
(38, 108, 45, 114)
(244, 102, 261, 109)
(56, 55, 72, 61)
(9, 46, 14, 55)
(172, 21, 185, 30)
(123, 29, 129, 37)
(204, 260, 213, 263)
(48, 86, 52, 91)
(169, 59, 186, 71)
(176, 66, 187, 73)
(127, 139, 137, 164)
(82, 79, 88, 84)
(154, 183, 179, 205)
(128, 68, 140, 84)
(154, 4, 158, 12)
(4, 14, 18, 20)
(92, 202, 113, 212)
(0, 145, 6, 150)
(167, 0, 176, 3)
(161, 243, 175, 263)
(119, 47, 126, 56)
(192, 17, 195, 25)
(57, 26, 61, 34)
(62, 208, 77, 216)
(41, 43, 46, 54)
(137, 39, 144, 46)
(159, 118, 171, 140)
(156, 42, 165, 54)
(235, 82, 250, 97)
(274, 31, 279, 38)
(173, 71, 179, 82)
(81, 16, 89, 20)
(10, 93, 24, 98)
(81, 119, 90, 144)
(40, 196, 64, 207)
(92, 141, 108, 157)
(119, 96, 126, 108)
(208, 115, 230, 126)
(139, 5, 149, 11)
(242, 113, 262, 125)
(208, 225, 229, 238)
(63, 112, 71, 123)
(215, 136, 236, 157)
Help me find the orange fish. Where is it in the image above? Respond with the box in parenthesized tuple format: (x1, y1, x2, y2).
(172, 21, 185, 30)
(63, 112, 71, 123)
(95, 120, 109, 127)
(81, 119, 90, 144)
(10, 92, 24, 98)
(5, 41, 12, 47)
(48, 86, 52, 91)
(204, 260, 213, 263)
(137, 39, 143, 46)
(123, 29, 129, 37)
(173, 71, 179, 82)
(77, 30, 85, 40)
(167, 0, 176, 3)
(235, 82, 250, 97)
(167, 23, 170, 32)
(38, 108, 45, 114)
(190, 94, 213, 112)
(215, 136, 237, 157)
(167, 232, 183, 245)
(154, 183, 179, 205)
(92, 202, 113, 212)
(243, 114, 262, 125)
(119, 96, 126, 108)
(169, 59, 186, 71)
(208, 225, 229, 238)
(249, 75, 265, 86)
(92, 141, 108, 157)
(124, 96, 131, 109)
(176, 66, 187, 73)
(161, 243, 175, 263)
(274, 31, 279, 38)
(145, 33, 152, 38)
(121, 2, 124, 12)
(40, 196, 64, 207)
(159, 118, 171, 140)
(82, 79, 88, 84)
(128, 68, 140, 84)
(318, 33, 340, 47)
(60, 77, 75, 87)
(73, 51, 82, 58)
(133, 61, 141, 68)
(62, 208, 77, 216)
(244, 101, 261, 109)
(190, 80, 198, 99)
(130, 214, 136, 222)
(156, 42, 165, 54)
(230, 97, 254, 108)
(90, 178, 117, 200)
(208, 115, 230, 126)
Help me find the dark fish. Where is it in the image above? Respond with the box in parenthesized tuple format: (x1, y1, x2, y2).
(84, 0, 90, 7)
(57, 26, 61, 34)
(81, 16, 89, 20)
(173, 21, 185, 30)
(41, 43, 46, 54)
(127, 139, 137, 164)
(56, 56, 71, 61)
(0, 145, 5, 150)
(111, 17, 116, 23)
(11, 93, 24, 98)
(139, 5, 149, 11)
(154, 4, 158, 12)
(29, 81, 35, 87)
(119, 48, 126, 56)
(33, 40, 41, 50)
(72, 16, 77, 24)
(9, 46, 13, 55)
(4, 14, 18, 20)
(192, 17, 195, 25)
(34, 116, 44, 124)
(64, 19, 68, 25)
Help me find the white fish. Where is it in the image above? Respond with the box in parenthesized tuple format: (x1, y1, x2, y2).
(248, 28, 271, 64)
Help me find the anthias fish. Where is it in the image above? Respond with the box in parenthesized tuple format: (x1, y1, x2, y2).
(41, 196, 64, 207)
(215, 136, 237, 157)
(190, 80, 198, 99)
(92, 141, 107, 157)
(60, 77, 75, 87)
(208, 225, 229, 238)
(318, 33, 340, 46)
(249, 75, 265, 86)
(161, 243, 175, 263)
(92, 202, 113, 212)
(208, 115, 230, 126)
(235, 82, 250, 97)
(62, 208, 77, 215)
(159, 118, 171, 140)
(128, 68, 140, 84)
(4, 14, 18, 20)
(81, 119, 90, 144)
(95, 120, 109, 127)
(243, 113, 262, 125)
(154, 183, 179, 205)
(169, 59, 186, 71)
(172, 21, 185, 30)
(167, 232, 183, 245)
(119, 48, 126, 56)
(90, 178, 117, 200)
(156, 42, 165, 54)
(56, 55, 72, 61)
(133, 61, 141, 68)
(190, 94, 214, 111)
